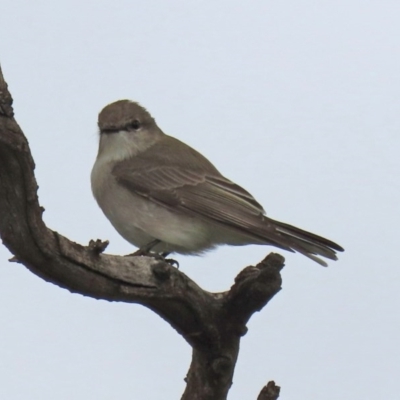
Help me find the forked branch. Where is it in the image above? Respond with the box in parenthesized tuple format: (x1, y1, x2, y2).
(0, 65, 281, 400)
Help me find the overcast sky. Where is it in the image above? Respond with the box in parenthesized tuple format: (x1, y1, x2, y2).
(1, 1, 399, 399)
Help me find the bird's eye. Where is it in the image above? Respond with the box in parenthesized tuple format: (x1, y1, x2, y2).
(130, 120, 141, 130)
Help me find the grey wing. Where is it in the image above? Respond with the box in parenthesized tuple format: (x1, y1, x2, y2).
(113, 163, 266, 226)
(113, 161, 300, 253)
(113, 138, 343, 265)
(112, 135, 267, 224)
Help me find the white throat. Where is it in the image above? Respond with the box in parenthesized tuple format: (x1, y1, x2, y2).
(97, 131, 136, 163)
(96, 129, 157, 164)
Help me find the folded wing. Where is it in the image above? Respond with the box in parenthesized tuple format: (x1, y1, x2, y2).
(113, 137, 343, 265)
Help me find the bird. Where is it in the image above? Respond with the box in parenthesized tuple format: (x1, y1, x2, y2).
(91, 100, 343, 266)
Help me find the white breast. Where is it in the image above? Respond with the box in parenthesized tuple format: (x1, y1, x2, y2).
(91, 134, 214, 253)
(91, 130, 255, 254)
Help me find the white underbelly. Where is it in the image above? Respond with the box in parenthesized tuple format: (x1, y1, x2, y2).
(91, 159, 256, 254)
(92, 172, 217, 254)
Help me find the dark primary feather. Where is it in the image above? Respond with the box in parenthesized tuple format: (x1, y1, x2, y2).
(113, 135, 344, 265)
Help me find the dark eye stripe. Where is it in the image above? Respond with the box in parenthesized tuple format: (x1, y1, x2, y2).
(101, 128, 119, 134)
(100, 119, 141, 134)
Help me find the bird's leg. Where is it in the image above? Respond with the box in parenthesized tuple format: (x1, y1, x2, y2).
(125, 240, 179, 267)
(127, 239, 161, 256)
(140, 239, 162, 254)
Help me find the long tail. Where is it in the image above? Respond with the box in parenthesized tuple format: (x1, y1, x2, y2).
(261, 218, 344, 266)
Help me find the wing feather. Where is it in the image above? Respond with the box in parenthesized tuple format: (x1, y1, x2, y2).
(112, 136, 343, 263)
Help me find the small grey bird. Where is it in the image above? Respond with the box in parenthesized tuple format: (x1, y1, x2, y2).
(91, 100, 343, 266)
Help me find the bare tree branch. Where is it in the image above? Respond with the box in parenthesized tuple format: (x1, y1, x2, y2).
(0, 64, 282, 400)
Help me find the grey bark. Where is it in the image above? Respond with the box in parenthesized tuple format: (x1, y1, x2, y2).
(0, 64, 281, 400)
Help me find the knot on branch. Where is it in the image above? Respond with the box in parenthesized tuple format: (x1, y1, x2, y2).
(223, 253, 284, 330)
(151, 261, 172, 281)
(88, 239, 109, 254)
(211, 356, 232, 376)
(257, 380, 281, 400)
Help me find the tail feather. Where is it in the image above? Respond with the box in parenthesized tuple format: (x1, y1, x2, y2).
(262, 217, 344, 266)
(275, 226, 338, 259)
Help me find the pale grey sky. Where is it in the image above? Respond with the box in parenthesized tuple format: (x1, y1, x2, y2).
(1, 1, 399, 399)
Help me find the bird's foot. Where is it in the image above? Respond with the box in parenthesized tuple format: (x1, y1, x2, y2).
(125, 241, 179, 268)
(159, 252, 179, 268)
(163, 258, 179, 268)
(126, 251, 179, 268)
